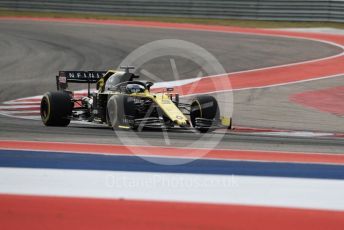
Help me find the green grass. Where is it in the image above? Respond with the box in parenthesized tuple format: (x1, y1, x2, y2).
(1, 9, 343, 29)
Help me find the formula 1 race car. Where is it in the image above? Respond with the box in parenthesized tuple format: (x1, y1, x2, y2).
(40, 67, 232, 133)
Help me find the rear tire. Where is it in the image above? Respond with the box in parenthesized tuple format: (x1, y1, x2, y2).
(190, 95, 220, 133)
(40, 91, 73, 126)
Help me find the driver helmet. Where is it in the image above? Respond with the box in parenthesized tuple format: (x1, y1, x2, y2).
(126, 84, 146, 94)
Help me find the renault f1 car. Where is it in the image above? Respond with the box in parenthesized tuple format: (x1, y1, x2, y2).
(40, 67, 232, 133)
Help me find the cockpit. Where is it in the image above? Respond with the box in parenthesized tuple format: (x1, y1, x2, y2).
(99, 69, 154, 93)
(126, 83, 146, 94)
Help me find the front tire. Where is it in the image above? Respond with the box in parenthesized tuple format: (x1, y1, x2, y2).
(107, 94, 135, 130)
(190, 95, 220, 133)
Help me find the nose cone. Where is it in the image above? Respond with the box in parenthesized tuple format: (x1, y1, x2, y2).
(174, 117, 188, 127)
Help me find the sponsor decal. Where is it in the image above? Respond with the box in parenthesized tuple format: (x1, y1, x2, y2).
(59, 71, 106, 80)
(59, 76, 67, 83)
(176, 115, 183, 120)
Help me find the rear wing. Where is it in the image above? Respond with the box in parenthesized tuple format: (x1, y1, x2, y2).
(56, 71, 106, 96)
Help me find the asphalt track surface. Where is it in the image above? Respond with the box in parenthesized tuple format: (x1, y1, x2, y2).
(0, 19, 343, 153)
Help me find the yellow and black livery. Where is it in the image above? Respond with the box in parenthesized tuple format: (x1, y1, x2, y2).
(41, 67, 232, 132)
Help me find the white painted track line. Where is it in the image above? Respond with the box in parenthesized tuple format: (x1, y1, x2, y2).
(1, 167, 344, 211)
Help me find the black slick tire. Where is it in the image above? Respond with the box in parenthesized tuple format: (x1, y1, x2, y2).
(190, 95, 220, 133)
(40, 91, 73, 126)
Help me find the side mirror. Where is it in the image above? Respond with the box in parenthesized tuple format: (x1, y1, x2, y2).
(146, 81, 154, 90)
